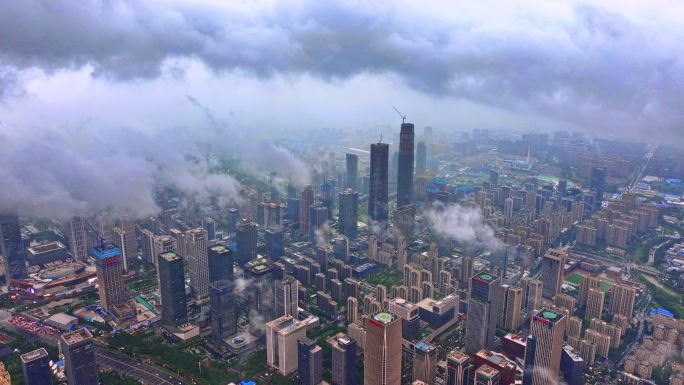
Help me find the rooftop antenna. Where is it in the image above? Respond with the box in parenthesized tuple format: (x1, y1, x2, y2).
(380, 133, 383, 143)
(393, 107, 406, 124)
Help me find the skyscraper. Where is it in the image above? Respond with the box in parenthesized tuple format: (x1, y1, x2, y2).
(113, 217, 137, 271)
(20, 348, 52, 385)
(415, 141, 427, 174)
(265, 225, 285, 259)
(541, 249, 566, 299)
(158, 251, 187, 328)
(339, 189, 359, 239)
(413, 342, 437, 385)
(208, 244, 234, 284)
(236, 219, 257, 266)
(365, 311, 402, 385)
(203, 216, 216, 241)
(0, 213, 25, 280)
(369, 142, 389, 225)
(186, 228, 209, 300)
(466, 272, 501, 354)
(298, 337, 323, 385)
(397, 122, 415, 208)
(210, 279, 237, 345)
(346, 153, 359, 190)
(475, 365, 500, 385)
(60, 329, 98, 385)
(300, 185, 314, 235)
(329, 333, 358, 385)
(93, 243, 126, 312)
(446, 350, 471, 385)
(69, 215, 88, 262)
(502, 286, 523, 331)
(309, 202, 329, 244)
(523, 308, 567, 385)
(275, 277, 300, 318)
(266, 315, 309, 376)
(521, 277, 543, 313)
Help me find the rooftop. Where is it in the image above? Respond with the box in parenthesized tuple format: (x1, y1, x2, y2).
(92, 243, 121, 261)
(210, 244, 229, 253)
(20, 348, 48, 363)
(475, 272, 497, 282)
(447, 350, 470, 363)
(160, 251, 180, 261)
(60, 328, 93, 345)
(372, 312, 396, 324)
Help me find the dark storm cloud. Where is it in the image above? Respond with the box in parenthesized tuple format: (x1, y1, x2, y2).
(1, 0, 683, 143)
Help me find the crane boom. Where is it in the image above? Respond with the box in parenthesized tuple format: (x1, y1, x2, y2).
(393, 107, 406, 123)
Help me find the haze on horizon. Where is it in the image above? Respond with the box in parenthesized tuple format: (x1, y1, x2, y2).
(0, 0, 683, 218)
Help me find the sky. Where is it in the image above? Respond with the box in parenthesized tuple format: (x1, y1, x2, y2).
(0, 0, 683, 217)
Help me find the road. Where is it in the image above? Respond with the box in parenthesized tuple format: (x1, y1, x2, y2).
(96, 348, 191, 385)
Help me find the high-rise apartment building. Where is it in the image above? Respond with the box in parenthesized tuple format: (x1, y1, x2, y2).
(523, 308, 567, 385)
(466, 272, 501, 354)
(610, 284, 636, 319)
(20, 348, 52, 385)
(365, 311, 402, 385)
(397, 122, 415, 208)
(369, 142, 389, 225)
(585, 288, 605, 321)
(186, 228, 209, 300)
(541, 249, 566, 299)
(158, 251, 187, 328)
(329, 333, 358, 385)
(60, 329, 98, 385)
(347, 296, 359, 324)
(578, 275, 602, 307)
(300, 185, 314, 235)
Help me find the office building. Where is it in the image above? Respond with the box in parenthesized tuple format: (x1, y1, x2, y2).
(393, 204, 415, 241)
(523, 308, 567, 385)
(298, 337, 323, 385)
(158, 251, 188, 328)
(397, 122, 415, 207)
(365, 311, 402, 385)
(113, 218, 137, 270)
(60, 329, 98, 385)
(339, 189, 359, 239)
(203, 217, 216, 240)
(141, 228, 155, 265)
(265, 225, 285, 259)
(413, 342, 437, 385)
(20, 348, 52, 385)
(186, 228, 209, 300)
(309, 202, 329, 243)
(502, 286, 522, 331)
(541, 249, 566, 299)
(475, 364, 500, 385)
(210, 279, 237, 345)
(446, 350, 471, 385)
(387, 297, 420, 340)
(93, 243, 126, 312)
(1, 213, 25, 280)
(329, 333, 358, 385)
(586, 288, 605, 321)
(275, 277, 300, 318)
(611, 284, 636, 319)
(236, 219, 257, 266)
(267, 315, 309, 376)
(591, 167, 606, 209)
(69, 215, 88, 261)
(521, 277, 543, 313)
(346, 153, 359, 190)
(208, 244, 234, 284)
(560, 346, 583, 385)
(466, 272, 501, 354)
(369, 142, 389, 225)
(169, 228, 187, 258)
(300, 185, 314, 234)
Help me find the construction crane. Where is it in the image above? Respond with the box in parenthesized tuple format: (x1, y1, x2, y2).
(393, 107, 406, 124)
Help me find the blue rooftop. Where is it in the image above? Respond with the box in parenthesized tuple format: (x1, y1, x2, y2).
(240, 381, 256, 385)
(91, 244, 121, 261)
(650, 308, 674, 318)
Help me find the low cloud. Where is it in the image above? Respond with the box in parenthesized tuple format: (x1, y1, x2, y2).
(425, 202, 502, 251)
(1, 1, 683, 144)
